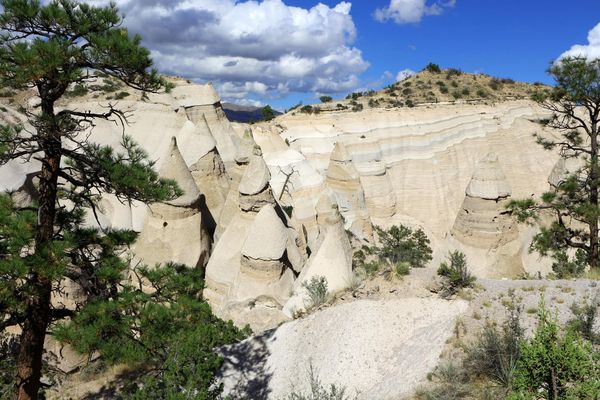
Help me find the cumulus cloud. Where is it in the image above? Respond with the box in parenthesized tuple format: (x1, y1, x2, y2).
(396, 69, 416, 81)
(374, 0, 455, 24)
(78, 0, 369, 103)
(559, 22, 600, 61)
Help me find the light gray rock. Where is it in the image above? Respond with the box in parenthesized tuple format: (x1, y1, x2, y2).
(242, 205, 288, 261)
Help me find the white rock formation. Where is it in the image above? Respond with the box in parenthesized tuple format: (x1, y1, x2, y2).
(219, 298, 468, 400)
(284, 195, 353, 317)
(133, 137, 211, 268)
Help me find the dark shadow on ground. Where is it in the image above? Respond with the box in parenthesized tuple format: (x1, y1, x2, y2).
(217, 328, 275, 400)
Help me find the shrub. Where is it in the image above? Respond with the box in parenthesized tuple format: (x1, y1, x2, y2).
(284, 364, 358, 400)
(509, 302, 599, 400)
(476, 88, 488, 98)
(464, 307, 524, 388)
(424, 63, 442, 73)
(351, 103, 363, 112)
(319, 96, 332, 103)
(383, 261, 411, 281)
(300, 105, 314, 114)
(405, 99, 415, 107)
(65, 83, 89, 98)
(439, 86, 449, 94)
(353, 225, 432, 278)
(461, 87, 470, 96)
(415, 362, 471, 400)
(302, 276, 329, 309)
(336, 103, 346, 110)
(112, 91, 130, 100)
(368, 98, 379, 108)
(437, 251, 475, 296)
(445, 68, 463, 78)
(568, 296, 599, 344)
(402, 87, 412, 95)
(489, 78, 502, 91)
(451, 90, 462, 99)
(450, 80, 459, 88)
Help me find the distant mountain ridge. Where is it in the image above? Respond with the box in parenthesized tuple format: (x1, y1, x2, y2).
(222, 102, 282, 123)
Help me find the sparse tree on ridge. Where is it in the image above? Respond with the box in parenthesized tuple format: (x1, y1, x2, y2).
(0, 1, 182, 398)
(509, 56, 600, 276)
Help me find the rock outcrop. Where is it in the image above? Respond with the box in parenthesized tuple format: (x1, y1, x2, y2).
(451, 153, 518, 248)
(284, 194, 353, 317)
(133, 137, 212, 268)
(219, 298, 469, 400)
(326, 142, 373, 241)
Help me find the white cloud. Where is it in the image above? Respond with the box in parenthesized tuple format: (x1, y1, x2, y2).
(78, 0, 368, 103)
(374, 0, 455, 24)
(559, 22, 600, 61)
(396, 69, 416, 81)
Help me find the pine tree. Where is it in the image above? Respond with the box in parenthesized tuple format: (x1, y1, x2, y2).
(0, 1, 182, 398)
(508, 57, 600, 276)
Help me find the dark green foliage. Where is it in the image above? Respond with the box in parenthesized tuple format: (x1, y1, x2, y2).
(439, 86, 449, 94)
(0, 333, 18, 399)
(424, 63, 442, 73)
(405, 99, 415, 107)
(461, 87, 470, 96)
(568, 297, 599, 344)
(445, 68, 463, 78)
(0, 1, 184, 396)
(508, 57, 600, 273)
(476, 88, 488, 98)
(111, 91, 130, 100)
(282, 205, 294, 218)
(437, 251, 475, 296)
(489, 78, 502, 90)
(319, 96, 332, 103)
(261, 105, 275, 121)
(351, 103, 363, 112)
(300, 105, 314, 114)
(402, 87, 412, 95)
(55, 263, 248, 399)
(353, 225, 432, 278)
(509, 302, 599, 400)
(464, 307, 524, 387)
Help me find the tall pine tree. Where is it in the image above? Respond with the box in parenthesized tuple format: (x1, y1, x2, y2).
(509, 57, 600, 277)
(0, 1, 182, 398)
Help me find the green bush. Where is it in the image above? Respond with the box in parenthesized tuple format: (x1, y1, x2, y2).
(489, 78, 502, 91)
(445, 68, 463, 79)
(415, 362, 471, 400)
(405, 99, 415, 107)
(300, 105, 314, 114)
(402, 88, 412, 95)
(320, 96, 332, 103)
(353, 225, 432, 278)
(424, 63, 442, 73)
(568, 297, 599, 344)
(439, 86, 449, 94)
(302, 276, 329, 309)
(437, 251, 475, 296)
(464, 307, 524, 388)
(476, 88, 488, 98)
(351, 103, 363, 112)
(461, 87, 470, 96)
(65, 83, 89, 98)
(509, 302, 599, 400)
(112, 91, 131, 100)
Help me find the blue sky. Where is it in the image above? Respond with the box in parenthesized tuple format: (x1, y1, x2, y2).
(86, 0, 600, 110)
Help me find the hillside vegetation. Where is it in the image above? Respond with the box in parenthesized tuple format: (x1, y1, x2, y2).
(291, 64, 548, 115)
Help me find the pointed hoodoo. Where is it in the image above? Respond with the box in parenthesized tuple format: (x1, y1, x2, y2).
(465, 153, 511, 200)
(452, 153, 517, 249)
(326, 141, 373, 241)
(284, 195, 353, 317)
(238, 147, 276, 213)
(133, 137, 211, 268)
(160, 137, 201, 207)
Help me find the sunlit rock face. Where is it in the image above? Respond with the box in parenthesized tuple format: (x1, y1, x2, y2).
(256, 100, 559, 278)
(133, 137, 212, 269)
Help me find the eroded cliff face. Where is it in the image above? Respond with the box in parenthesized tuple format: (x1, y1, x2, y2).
(254, 100, 559, 279)
(0, 80, 561, 333)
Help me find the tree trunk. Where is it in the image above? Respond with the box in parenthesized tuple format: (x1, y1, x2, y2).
(589, 131, 599, 270)
(14, 100, 61, 400)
